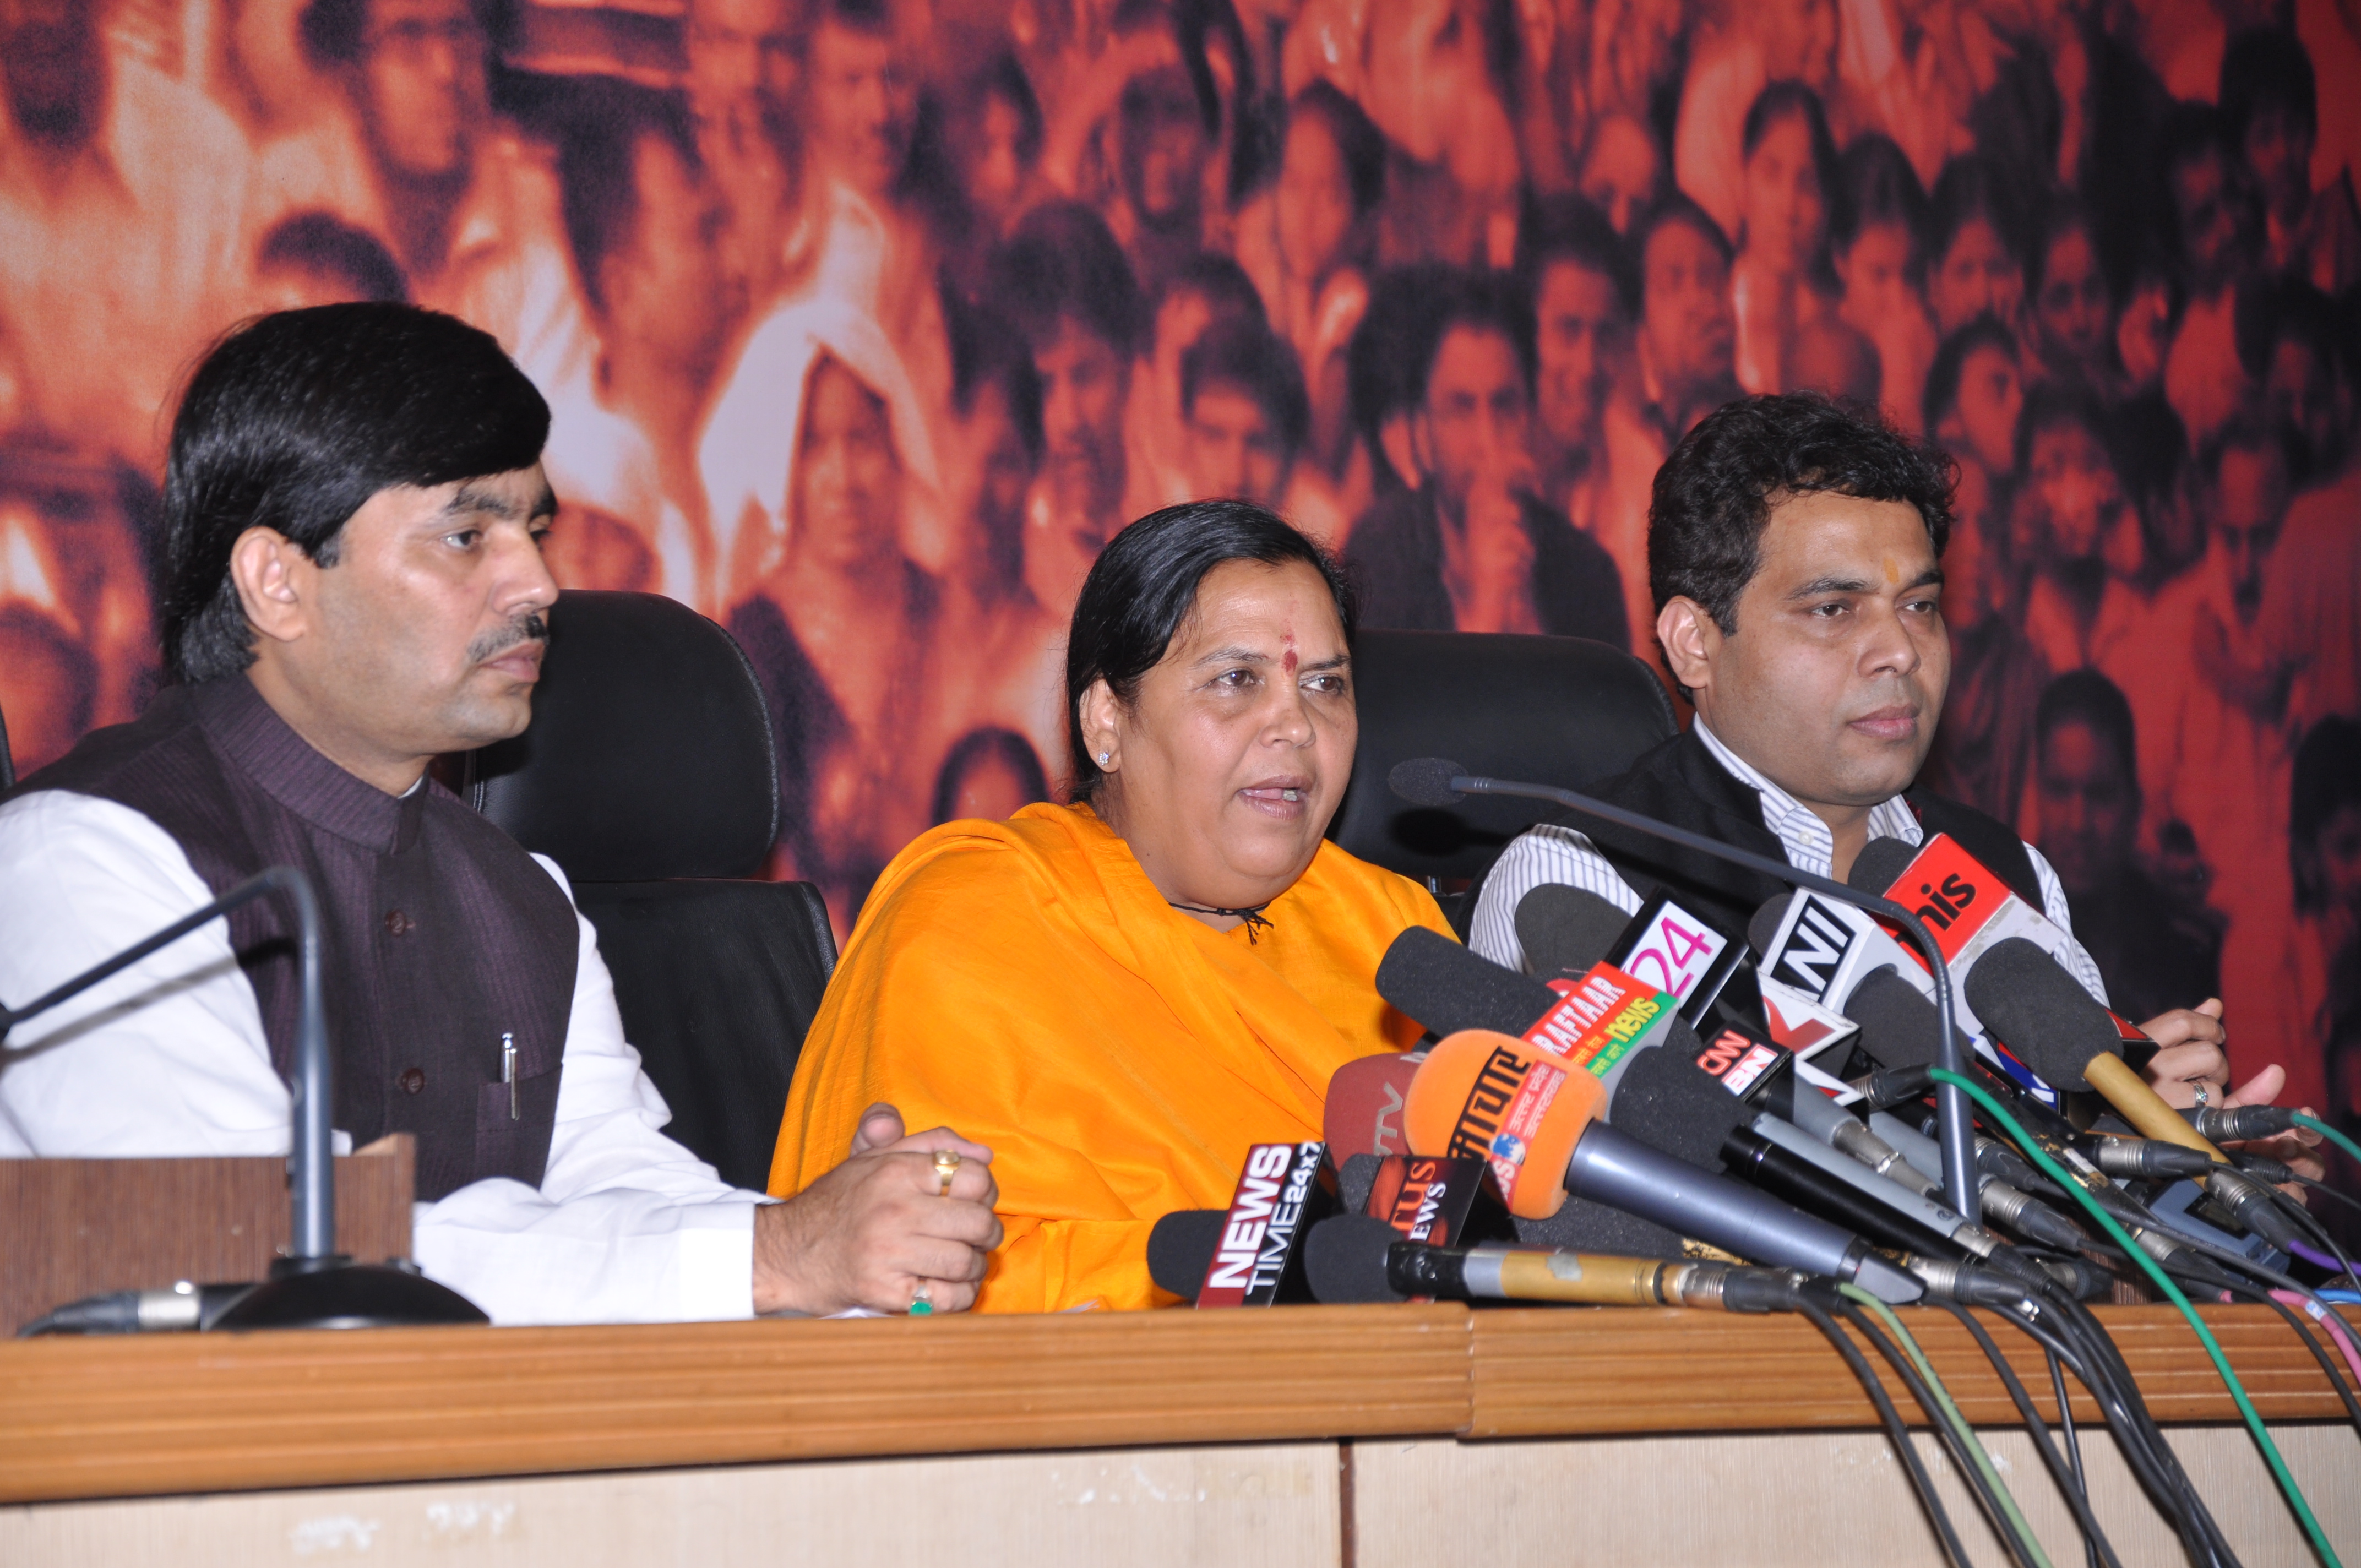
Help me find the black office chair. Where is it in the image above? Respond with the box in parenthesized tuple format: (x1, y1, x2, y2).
(1328, 630, 1679, 929)
(466, 590, 834, 1192)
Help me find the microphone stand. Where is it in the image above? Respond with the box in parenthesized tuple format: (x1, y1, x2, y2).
(1396, 765, 1981, 1219)
(2, 865, 484, 1329)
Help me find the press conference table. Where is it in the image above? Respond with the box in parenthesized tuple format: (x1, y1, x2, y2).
(3, 1303, 2355, 1566)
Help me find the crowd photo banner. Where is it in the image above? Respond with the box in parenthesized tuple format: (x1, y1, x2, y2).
(1, 0, 2355, 1226)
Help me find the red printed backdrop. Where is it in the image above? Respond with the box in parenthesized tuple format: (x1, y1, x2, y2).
(1, 0, 2355, 1206)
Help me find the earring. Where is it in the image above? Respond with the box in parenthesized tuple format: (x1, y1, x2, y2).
(1098, 750, 1111, 766)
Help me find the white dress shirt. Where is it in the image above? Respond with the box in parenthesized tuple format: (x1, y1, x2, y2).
(1467, 722, 2110, 1005)
(0, 787, 765, 1326)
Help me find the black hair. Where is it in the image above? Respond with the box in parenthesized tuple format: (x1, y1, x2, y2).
(1180, 315, 1310, 457)
(301, 0, 512, 66)
(1160, 251, 1269, 329)
(2110, 391, 2193, 559)
(2291, 716, 2361, 914)
(1517, 194, 1639, 319)
(1648, 391, 1955, 635)
(159, 303, 550, 685)
(931, 726, 1052, 825)
(1347, 263, 1460, 484)
(948, 301, 1045, 465)
(1636, 192, 1734, 270)
(1831, 133, 1927, 271)
(818, 0, 894, 34)
(556, 80, 701, 317)
(1063, 499, 1355, 798)
(1288, 81, 1387, 217)
(2159, 101, 2235, 181)
(256, 212, 409, 304)
(2011, 378, 2111, 481)
(986, 200, 1147, 358)
(1922, 314, 2017, 438)
(1928, 154, 2027, 277)
(1412, 270, 1538, 407)
(2235, 275, 2341, 380)
(2034, 667, 2139, 783)
(2221, 28, 2316, 150)
(967, 51, 1044, 169)
(2196, 408, 2298, 491)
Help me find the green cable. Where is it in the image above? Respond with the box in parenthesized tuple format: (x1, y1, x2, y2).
(2293, 1111, 2361, 1169)
(1838, 1281, 2054, 1568)
(1929, 1068, 2344, 1568)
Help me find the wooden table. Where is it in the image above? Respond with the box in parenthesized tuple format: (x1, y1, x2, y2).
(3, 1303, 2355, 1566)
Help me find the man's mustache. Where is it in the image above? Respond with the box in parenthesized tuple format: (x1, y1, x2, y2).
(467, 613, 549, 665)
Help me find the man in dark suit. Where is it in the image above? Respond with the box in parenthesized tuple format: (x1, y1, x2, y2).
(1344, 272, 1629, 650)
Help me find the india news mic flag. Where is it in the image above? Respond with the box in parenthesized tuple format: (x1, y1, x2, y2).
(1194, 1141, 1337, 1308)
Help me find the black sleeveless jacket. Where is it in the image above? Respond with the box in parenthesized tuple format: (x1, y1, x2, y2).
(13, 677, 578, 1201)
(1518, 728, 2042, 942)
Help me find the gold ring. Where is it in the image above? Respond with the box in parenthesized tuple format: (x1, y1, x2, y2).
(933, 1149, 961, 1197)
(909, 1281, 933, 1316)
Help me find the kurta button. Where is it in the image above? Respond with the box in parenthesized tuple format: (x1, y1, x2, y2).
(384, 910, 414, 936)
(399, 1067, 426, 1095)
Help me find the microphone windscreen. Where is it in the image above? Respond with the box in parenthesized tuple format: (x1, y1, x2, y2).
(1337, 1152, 1387, 1216)
(1402, 1030, 1608, 1218)
(1515, 884, 1629, 977)
(1389, 758, 1468, 808)
(1325, 1052, 1421, 1159)
(1841, 966, 1942, 1069)
(1961, 938, 2119, 1092)
(1747, 895, 1792, 960)
(1146, 1209, 1229, 1302)
(1305, 1214, 1407, 1303)
(1605, 1038, 1747, 1171)
(1846, 837, 1918, 896)
(1375, 927, 1561, 1038)
(1513, 1197, 1689, 1259)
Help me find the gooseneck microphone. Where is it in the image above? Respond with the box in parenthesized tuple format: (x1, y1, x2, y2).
(2, 865, 485, 1331)
(1389, 759, 1979, 1217)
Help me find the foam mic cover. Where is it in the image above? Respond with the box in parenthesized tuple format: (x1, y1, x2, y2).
(1401, 1029, 1609, 1218)
(1146, 1209, 1228, 1302)
(1515, 884, 1630, 977)
(1961, 938, 2120, 1092)
(1747, 896, 1792, 960)
(1325, 1052, 1421, 1159)
(1845, 836, 1919, 896)
(1376, 927, 1562, 1038)
(1337, 1152, 1386, 1215)
(1305, 1213, 1408, 1303)
(1842, 966, 1948, 1070)
(1604, 1037, 1748, 1172)
(1513, 1197, 1690, 1259)
(1389, 757, 1468, 807)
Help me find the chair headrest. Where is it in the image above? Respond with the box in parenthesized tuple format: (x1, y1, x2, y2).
(469, 591, 779, 881)
(1329, 629, 1678, 881)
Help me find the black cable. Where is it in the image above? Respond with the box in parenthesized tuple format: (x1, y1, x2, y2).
(1836, 1298, 2039, 1568)
(2272, 1184, 2361, 1293)
(2224, 1281, 2361, 1438)
(2152, 1222, 2359, 1346)
(2277, 1169, 2361, 1218)
(1934, 1300, 2124, 1568)
(1797, 1295, 1973, 1568)
(2049, 1348, 2102, 1568)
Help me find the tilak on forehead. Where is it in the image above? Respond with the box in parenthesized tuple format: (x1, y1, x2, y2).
(1281, 631, 1297, 676)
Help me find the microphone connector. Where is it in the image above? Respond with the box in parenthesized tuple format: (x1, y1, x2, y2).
(2183, 1104, 2298, 1142)
(2202, 1167, 2303, 1249)
(1903, 1255, 2036, 1309)
(2087, 1136, 2215, 1180)
(1976, 1180, 2090, 1252)
(1971, 1135, 2044, 1193)
(16, 1280, 253, 1336)
(1827, 1117, 1936, 1197)
(1668, 1264, 1810, 1314)
(1854, 1065, 1934, 1113)
(2228, 1150, 2296, 1184)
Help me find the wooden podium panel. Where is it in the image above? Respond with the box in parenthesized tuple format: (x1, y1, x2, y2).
(0, 1135, 415, 1336)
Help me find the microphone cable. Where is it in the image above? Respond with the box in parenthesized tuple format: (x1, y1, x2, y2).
(1833, 1286, 2050, 1568)
(2047, 1348, 2102, 1568)
(1793, 1290, 1974, 1568)
(1927, 1298, 2124, 1568)
(1933, 1069, 2341, 1568)
(2220, 1282, 2361, 1439)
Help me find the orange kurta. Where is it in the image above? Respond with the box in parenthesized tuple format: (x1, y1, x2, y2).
(769, 802, 1452, 1312)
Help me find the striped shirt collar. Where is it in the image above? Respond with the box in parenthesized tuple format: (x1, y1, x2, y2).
(1690, 720, 1922, 881)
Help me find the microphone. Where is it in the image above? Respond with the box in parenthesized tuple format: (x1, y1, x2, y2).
(1191, 1141, 1338, 1307)
(1514, 884, 1629, 979)
(1146, 1210, 1230, 1302)
(1303, 1213, 1802, 1310)
(1400, 1027, 1922, 1300)
(1, 867, 484, 1332)
(1962, 940, 2302, 1251)
(1325, 1052, 1422, 1160)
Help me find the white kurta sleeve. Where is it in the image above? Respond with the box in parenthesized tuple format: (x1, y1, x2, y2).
(0, 791, 766, 1326)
